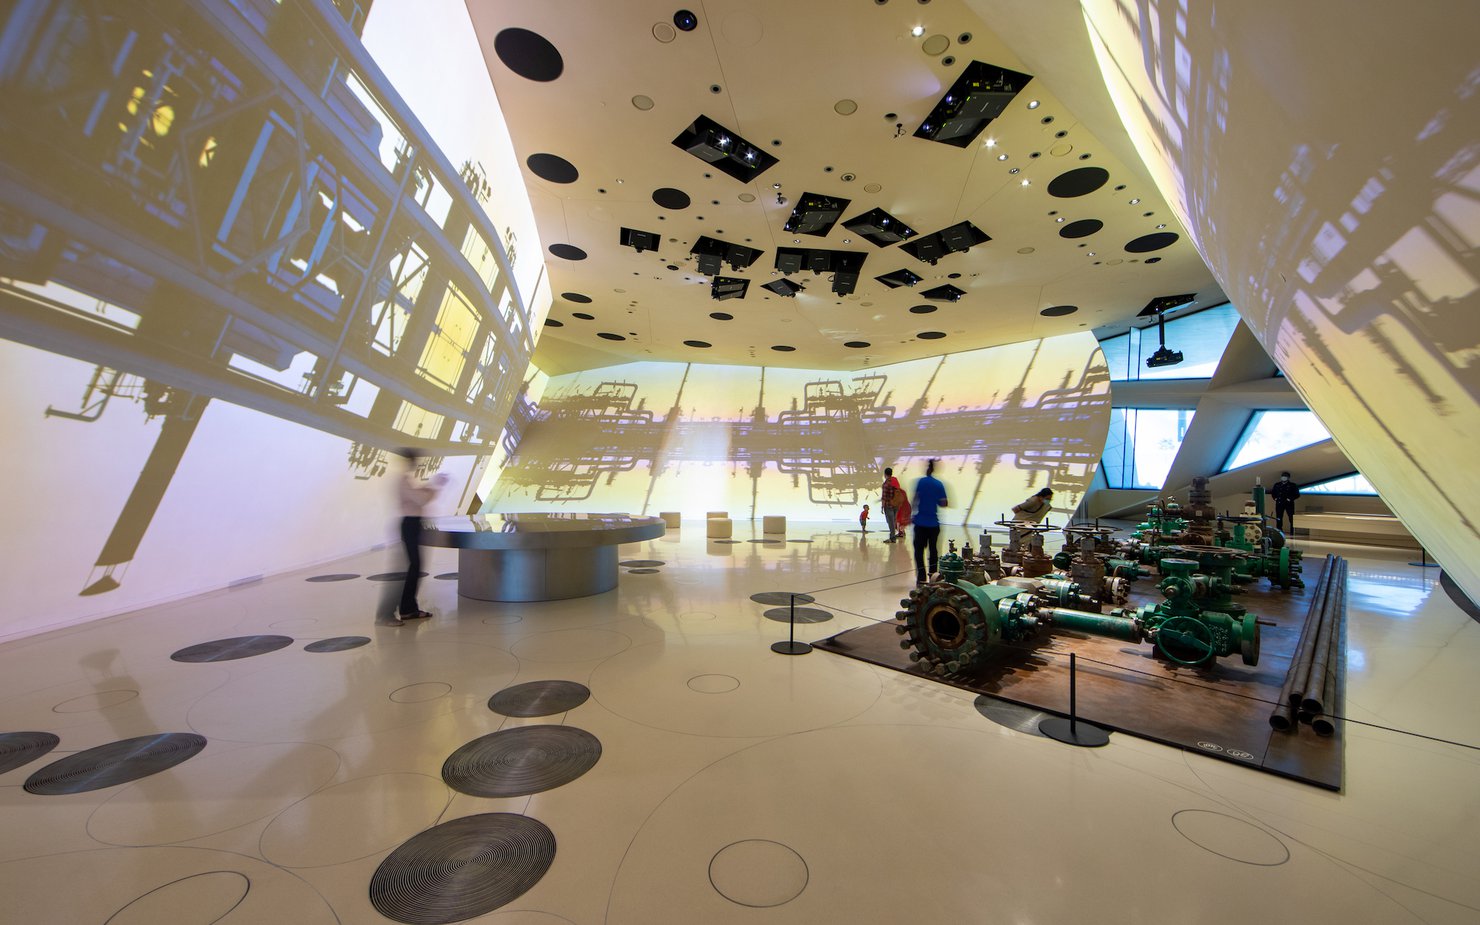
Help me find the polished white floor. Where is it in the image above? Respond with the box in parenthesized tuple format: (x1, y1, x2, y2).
(0, 523, 1476, 924)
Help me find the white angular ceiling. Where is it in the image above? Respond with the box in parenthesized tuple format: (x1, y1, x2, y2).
(465, 0, 1223, 373)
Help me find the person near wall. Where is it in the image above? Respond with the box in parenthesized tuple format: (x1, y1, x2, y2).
(1011, 487, 1054, 523)
(881, 466, 905, 542)
(385, 450, 451, 626)
(1270, 471, 1300, 534)
(912, 459, 948, 585)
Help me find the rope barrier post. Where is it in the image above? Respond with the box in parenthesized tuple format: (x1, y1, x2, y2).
(1039, 653, 1111, 747)
(771, 592, 813, 656)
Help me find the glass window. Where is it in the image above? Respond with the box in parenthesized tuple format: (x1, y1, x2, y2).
(1223, 410, 1331, 470)
(1101, 303, 1241, 381)
(1140, 303, 1241, 379)
(1100, 408, 1196, 489)
(1303, 472, 1378, 495)
(1099, 333, 1131, 380)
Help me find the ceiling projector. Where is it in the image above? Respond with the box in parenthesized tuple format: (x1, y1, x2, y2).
(1145, 346, 1184, 368)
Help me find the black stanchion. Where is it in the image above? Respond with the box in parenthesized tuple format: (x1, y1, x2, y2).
(1038, 653, 1111, 747)
(1408, 546, 1438, 569)
(771, 592, 813, 656)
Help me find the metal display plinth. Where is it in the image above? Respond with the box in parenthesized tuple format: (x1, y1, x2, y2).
(458, 546, 618, 602)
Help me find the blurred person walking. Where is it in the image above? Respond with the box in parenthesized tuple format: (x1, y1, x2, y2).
(382, 449, 450, 625)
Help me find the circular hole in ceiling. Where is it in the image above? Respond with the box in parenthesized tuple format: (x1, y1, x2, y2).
(770, 345, 796, 352)
(709, 312, 734, 320)
(1059, 219, 1103, 239)
(653, 187, 691, 209)
(1047, 167, 1110, 198)
(666, 264, 679, 271)
(684, 340, 712, 348)
(922, 34, 950, 56)
(597, 332, 626, 341)
(909, 304, 937, 314)
(561, 292, 592, 303)
(526, 153, 577, 184)
(883, 112, 897, 121)
(632, 94, 655, 110)
(674, 9, 698, 31)
(947, 273, 962, 279)
(834, 99, 858, 115)
(958, 31, 973, 43)
(844, 341, 871, 348)
(941, 55, 956, 66)
(709, 83, 722, 94)
(493, 28, 563, 82)
(918, 331, 947, 340)
(544, 319, 563, 327)
(1125, 232, 1180, 253)
(1078, 153, 1092, 160)
(1054, 130, 1068, 138)
(571, 312, 595, 320)
(1040, 305, 1078, 317)
(1114, 184, 1127, 191)
(1040, 115, 1055, 124)
(1145, 257, 1162, 263)
(548, 243, 586, 260)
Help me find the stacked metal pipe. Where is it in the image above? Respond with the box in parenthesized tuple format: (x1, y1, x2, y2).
(1269, 555, 1348, 736)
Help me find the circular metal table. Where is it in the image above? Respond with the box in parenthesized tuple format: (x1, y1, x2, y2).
(422, 513, 665, 602)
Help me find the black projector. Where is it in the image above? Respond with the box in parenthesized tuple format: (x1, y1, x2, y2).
(1145, 346, 1184, 368)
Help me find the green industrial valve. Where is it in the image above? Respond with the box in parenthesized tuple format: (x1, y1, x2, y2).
(938, 541, 966, 583)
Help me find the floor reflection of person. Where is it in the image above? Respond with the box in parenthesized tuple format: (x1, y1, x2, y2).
(387, 450, 450, 626)
(1011, 488, 1054, 523)
(911, 459, 948, 585)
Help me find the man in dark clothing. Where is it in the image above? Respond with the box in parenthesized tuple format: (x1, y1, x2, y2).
(1270, 471, 1300, 533)
(911, 459, 948, 584)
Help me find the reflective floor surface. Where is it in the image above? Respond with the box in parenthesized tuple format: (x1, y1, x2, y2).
(0, 523, 1475, 924)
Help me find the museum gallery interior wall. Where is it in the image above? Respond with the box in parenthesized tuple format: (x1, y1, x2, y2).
(1081, 0, 1480, 598)
(484, 333, 1111, 523)
(0, 0, 545, 639)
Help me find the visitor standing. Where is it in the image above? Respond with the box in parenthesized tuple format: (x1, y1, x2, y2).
(1270, 471, 1300, 533)
(912, 459, 948, 584)
(881, 466, 904, 542)
(859, 504, 870, 533)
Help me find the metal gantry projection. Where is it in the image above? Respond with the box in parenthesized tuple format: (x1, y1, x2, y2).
(0, 0, 537, 595)
(492, 351, 1111, 520)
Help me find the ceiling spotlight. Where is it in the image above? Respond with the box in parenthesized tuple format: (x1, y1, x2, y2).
(1027, 99, 1040, 109)
(1020, 179, 1030, 186)
(1055, 217, 1065, 223)
(1087, 252, 1096, 256)
(1129, 198, 1141, 204)
(996, 153, 1008, 161)
(911, 25, 925, 36)
(1156, 223, 1167, 229)
(674, 9, 698, 31)
(984, 138, 997, 148)
(1008, 167, 1020, 174)
(772, 182, 782, 189)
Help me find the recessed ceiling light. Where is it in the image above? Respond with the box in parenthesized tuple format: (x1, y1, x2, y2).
(1087, 252, 1096, 256)
(616, 178, 624, 184)
(1020, 179, 1030, 186)
(1008, 167, 1020, 174)
(843, 238, 852, 244)
(1055, 217, 1064, 223)
(1129, 198, 1141, 204)
(996, 153, 1008, 161)
(984, 138, 997, 148)
(1156, 223, 1167, 229)
(911, 25, 925, 36)
(1027, 100, 1040, 109)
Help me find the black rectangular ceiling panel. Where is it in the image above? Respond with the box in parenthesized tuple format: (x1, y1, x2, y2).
(914, 61, 1034, 148)
(673, 115, 779, 182)
(784, 192, 851, 237)
(842, 207, 917, 246)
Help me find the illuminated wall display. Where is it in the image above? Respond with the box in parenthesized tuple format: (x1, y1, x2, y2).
(0, 0, 545, 637)
(484, 335, 1111, 523)
(1083, 0, 1480, 598)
